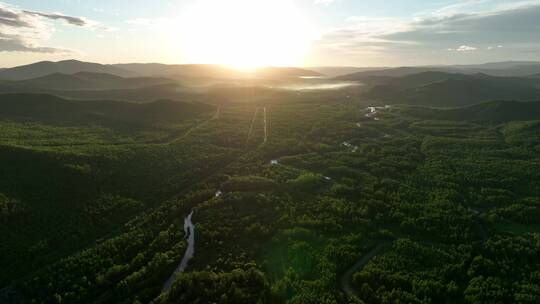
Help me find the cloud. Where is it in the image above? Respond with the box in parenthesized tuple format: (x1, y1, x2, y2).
(0, 4, 31, 27)
(487, 45, 503, 50)
(382, 3, 540, 45)
(449, 45, 478, 52)
(23, 10, 87, 26)
(0, 2, 95, 53)
(0, 34, 70, 53)
(313, 0, 540, 65)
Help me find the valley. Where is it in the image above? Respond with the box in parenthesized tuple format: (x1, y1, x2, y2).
(1, 60, 540, 304)
(3, 0, 540, 302)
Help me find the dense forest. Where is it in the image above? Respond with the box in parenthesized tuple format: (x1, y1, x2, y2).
(1, 86, 540, 304)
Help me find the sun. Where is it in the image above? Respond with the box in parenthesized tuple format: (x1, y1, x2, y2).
(178, 0, 313, 69)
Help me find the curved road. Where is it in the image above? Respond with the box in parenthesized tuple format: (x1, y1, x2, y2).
(340, 214, 487, 302)
(340, 243, 389, 301)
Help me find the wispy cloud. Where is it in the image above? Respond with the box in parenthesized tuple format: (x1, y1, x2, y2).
(0, 33, 70, 53)
(448, 45, 478, 52)
(487, 45, 503, 50)
(23, 10, 87, 26)
(313, 0, 540, 65)
(0, 2, 100, 53)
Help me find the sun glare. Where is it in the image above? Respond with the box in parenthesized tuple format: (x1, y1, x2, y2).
(179, 0, 313, 69)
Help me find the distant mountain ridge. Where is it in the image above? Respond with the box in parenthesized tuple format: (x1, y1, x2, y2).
(114, 63, 322, 79)
(336, 61, 540, 80)
(0, 72, 175, 90)
(0, 93, 214, 125)
(306, 67, 384, 77)
(337, 67, 458, 79)
(0, 60, 137, 80)
(451, 61, 540, 70)
(0, 60, 322, 81)
(401, 100, 540, 122)
(361, 71, 540, 107)
(3, 60, 540, 108)
(3, 60, 540, 82)
(371, 71, 540, 90)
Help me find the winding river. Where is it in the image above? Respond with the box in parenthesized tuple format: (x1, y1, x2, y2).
(162, 211, 195, 292)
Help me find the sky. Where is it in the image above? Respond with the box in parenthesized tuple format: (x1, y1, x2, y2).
(1, 0, 540, 67)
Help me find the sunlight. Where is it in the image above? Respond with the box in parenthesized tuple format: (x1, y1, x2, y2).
(178, 0, 313, 68)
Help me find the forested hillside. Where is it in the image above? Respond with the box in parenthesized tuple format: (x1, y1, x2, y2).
(1, 91, 540, 303)
(358, 72, 540, 107)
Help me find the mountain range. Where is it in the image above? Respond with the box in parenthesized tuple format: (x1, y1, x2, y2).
(0, 60, 136, 80)
(358, 72, 540, 107)
(0, 60, 321, 81)
(0, 72, 175, 91)
(2, 59, 540, 108)
(336, 61, 540, 79)
(401, 99, 540, 122)
(0, 93, 213, 126)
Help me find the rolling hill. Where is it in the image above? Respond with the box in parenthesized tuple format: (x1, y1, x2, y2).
(336, 67, 455, 80)
(0, 60, 137, 80)
(476, 64, 540, 77)
(453, 61, 540, 69)
(400, 100, 540, 122)
(369, 71, 540, 90)
(368, 71, 464, 90)
(361, 72, 540, 107)
(114, 63, 321, 79)
(307, 66, 383, 77)
(114, 63, 224, 78)
(0, 93, 214, 125)
(0, 72, 175, 91)
(336, 61, 540, 80)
